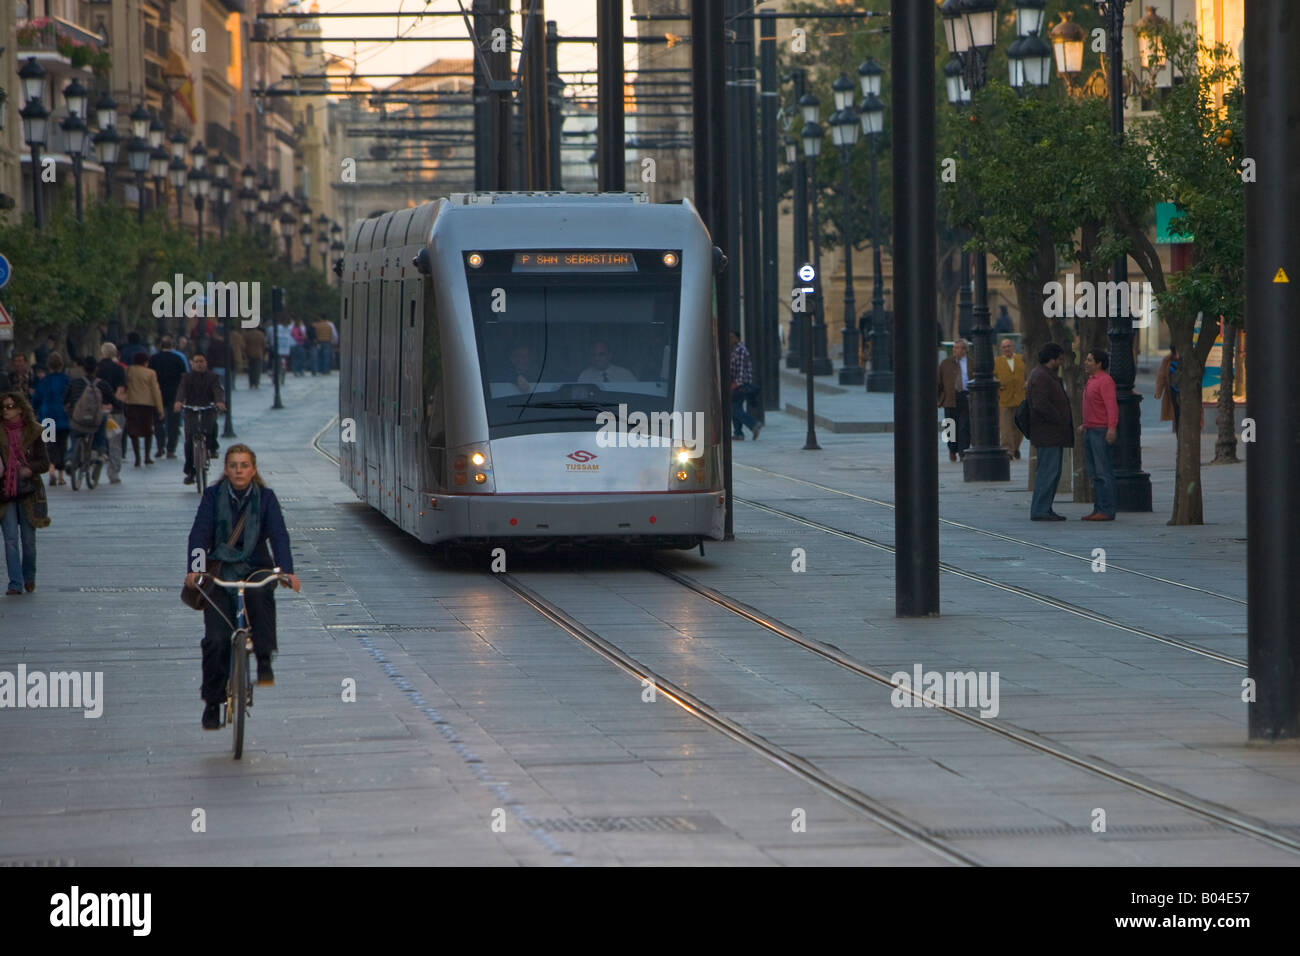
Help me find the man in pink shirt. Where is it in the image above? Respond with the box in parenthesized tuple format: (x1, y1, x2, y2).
(1078, 348, 1118, 521)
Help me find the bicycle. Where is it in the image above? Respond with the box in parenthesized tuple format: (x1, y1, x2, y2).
(200, 567, 291, 759)
(181, 404, 218, 492)
(65, 430, 103, 491)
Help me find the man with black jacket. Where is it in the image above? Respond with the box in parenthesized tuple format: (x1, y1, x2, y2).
(1027, 343, 1074, 521)
(174, 353, 227, 485)
(149, 336, 187, 460)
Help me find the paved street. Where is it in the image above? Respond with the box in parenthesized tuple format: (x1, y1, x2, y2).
(1, 369, 1292, 867)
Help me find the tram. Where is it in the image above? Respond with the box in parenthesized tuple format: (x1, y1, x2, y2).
(337, 191, 726, 549)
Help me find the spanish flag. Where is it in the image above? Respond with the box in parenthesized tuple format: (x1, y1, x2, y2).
(166, 50, 197, 123)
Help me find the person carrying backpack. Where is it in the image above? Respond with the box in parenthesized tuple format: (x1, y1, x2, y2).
(63, 357, 113, 461)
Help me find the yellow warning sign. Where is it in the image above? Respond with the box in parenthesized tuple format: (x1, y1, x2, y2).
(1274, 268, 1290, 283)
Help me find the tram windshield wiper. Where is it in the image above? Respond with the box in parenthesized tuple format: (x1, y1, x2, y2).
(510, 400, 621, 411)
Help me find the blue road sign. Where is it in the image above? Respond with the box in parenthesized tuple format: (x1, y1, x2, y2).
(0, 254, 10, 290)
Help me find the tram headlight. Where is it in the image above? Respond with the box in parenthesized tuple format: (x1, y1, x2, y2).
(662, 252, 679, 268)
(450, 443, 494, 492)
(467, 252, 484, 268)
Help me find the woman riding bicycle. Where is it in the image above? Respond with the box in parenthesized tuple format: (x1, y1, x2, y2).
(185, 444, 300, 730)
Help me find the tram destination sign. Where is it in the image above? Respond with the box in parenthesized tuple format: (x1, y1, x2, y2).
(513, 251, 638, 272)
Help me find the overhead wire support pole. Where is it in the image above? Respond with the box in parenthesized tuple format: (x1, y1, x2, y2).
(759, 9, 780, 411)
(596, 0, 625, 191)
(891, 0, 939, 617)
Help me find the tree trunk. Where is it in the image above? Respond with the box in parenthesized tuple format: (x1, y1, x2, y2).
(1211, 324, 1240, 464)
(1170, 380, 1205, 524)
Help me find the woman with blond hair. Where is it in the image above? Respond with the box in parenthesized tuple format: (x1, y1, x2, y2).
(184, 444, 301, 730)
(1, 391, 51, 594)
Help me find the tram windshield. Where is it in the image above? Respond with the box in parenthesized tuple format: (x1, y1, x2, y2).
(467, 266, 682, 438)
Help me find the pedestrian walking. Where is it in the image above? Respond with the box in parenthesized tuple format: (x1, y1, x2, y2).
(95, 343, 127, 485)
(994, 338, 1027, 460)
(1027, 343, 1073, 521)
(937, 338, 971, 461)
(243, 323, 265, 389)
(1, 391, 52, 594)
(1154, 344, 1179, 435)
(1078, 348, 1118, 521)
(994, 305, 1014, 334)
(185, 444, 300, 729)
(149, 335, 187, 459)
(31, 352, 70, 485)
(124, 352, 165, 467)
(1, 351, 33, 400)
(120, 331, 148, 367)
(289, 319, 308, 376)
(272, 318, 294, 384)
(312, 317, 335, 375)
(228, 329, 246, 386)
(729, 330, 762, 441)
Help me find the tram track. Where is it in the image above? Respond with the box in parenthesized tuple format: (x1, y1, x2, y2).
(312, 419, 1300, 862)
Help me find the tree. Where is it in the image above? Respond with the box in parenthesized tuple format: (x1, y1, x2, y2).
(1130, 23, 1244, 524)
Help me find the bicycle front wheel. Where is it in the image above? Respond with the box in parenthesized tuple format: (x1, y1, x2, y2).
(231, 635, 249, 759)
(86, 455, 101, 490)
(195, 436, 208, 492)
(70, 448, 83, 491)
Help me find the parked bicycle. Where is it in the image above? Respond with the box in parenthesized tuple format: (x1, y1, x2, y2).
(200, 567, 292, 759)
(181, 403, 218, 492)
(65, 431, 103, 491)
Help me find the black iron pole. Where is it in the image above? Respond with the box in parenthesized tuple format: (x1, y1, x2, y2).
(1245, 0, 1300, 740)
(30, 144, 42, 230)
(963, 243, 1009, 481)
(808, 155, 832, 375)
(547, 20, 563, 190)
(270, 286, 284, 410)
(196, 200, 204, 253)
(73, 155, 83, 222)
(893, 0, 939, 616)
(866, 133, 893, 391)
(596, 0, 624, 191)
(957, 248, 972, 338)
(489, 5, 511, 190)
(724, 0, 743, 356)
(738, 13, 763, 418)
(221, 310, 235, 438)
(524, 0, 550, 190)
(1102, 0, 1152, 511)
(787, 70, 808, 370)
(472, 0, 494, 192)
(136, 171, 146, 224)
(692, 0, 732, 539)
(838, 143, 863, 385)
(759, 10, 780, 411)
(803, 289, 820, 451)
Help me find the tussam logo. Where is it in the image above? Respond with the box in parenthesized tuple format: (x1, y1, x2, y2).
(890, 663, 1000, 718)
(0, 665, 103, 718)
(594, 405, 706, 457)
(151, 273, 261, 328)
(50, 886, 151, 936)
(1042, 274, 1156, 329)
(567, 450, 597, 462)
(566, 450, 599, 471)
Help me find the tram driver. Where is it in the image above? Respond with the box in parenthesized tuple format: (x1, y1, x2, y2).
(505, 344, 541, 394)
(578, 340, 636, 385)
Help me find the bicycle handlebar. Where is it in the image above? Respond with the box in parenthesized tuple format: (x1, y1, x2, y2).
(181, 404, 218, 411)
(202, 568, 292, 590)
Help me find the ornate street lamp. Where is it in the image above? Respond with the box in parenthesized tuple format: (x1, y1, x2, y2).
(169, 155, 187, 221)
(187, 165, 210, 252)
(943, 0, 1008, 483)
(858, 60, 890, 393)
(211, 153, 229, 238)
(20, 96, 48, 230)
(830, 73, 863, 387)
(127, 126, 151, 225)
(317, 213, 330, 271)
(799, 99, 831, 376)
(19, 56, 46, 106)
(150, 144, 169, 216)
(62, 78, 89, 221)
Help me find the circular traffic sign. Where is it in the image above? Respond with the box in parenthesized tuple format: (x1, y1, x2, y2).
(0, 254, 10, 290)
(797, 263, 815, 283)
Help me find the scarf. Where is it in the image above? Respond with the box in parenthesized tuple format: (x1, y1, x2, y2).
(3, 417, 28, 500)
(211, 478, 262, 580)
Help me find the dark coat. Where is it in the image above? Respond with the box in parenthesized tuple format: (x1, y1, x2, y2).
(1027, 364, 1074, 447)
(187, 481, 295, 575)
(148, 350, 188, 405)
(937, 356, 965, 408)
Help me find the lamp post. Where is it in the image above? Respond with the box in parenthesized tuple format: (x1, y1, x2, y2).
(187, 142, 210, 253)
(239, 166, 257, 230)
(61, 78, 88, 221)
(859, 57, 891, 393)
(784, 125, 807, 369)
(830, 74, 863, 387)
(127, 104, 151, 222)
(279, 193, 295, 262)
(210, 153, 228, 239)
(800, 104, 832, 376)
(300, 200, 313, 268)
(330, 222, 344, 287)
(942, 0, 1009, 483)
(169, 155, 187, 223)
(18, 58, 48, 230)
(1093, 0, 1151, 510)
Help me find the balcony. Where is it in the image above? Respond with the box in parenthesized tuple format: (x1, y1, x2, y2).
(205, 122, 243, 162)
(16, 16, 110, 79)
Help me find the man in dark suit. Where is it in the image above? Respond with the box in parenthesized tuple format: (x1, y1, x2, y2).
(1027, 343, 1074, 521)
(937, 338, 971, 462)
(149, 336, 188, 460)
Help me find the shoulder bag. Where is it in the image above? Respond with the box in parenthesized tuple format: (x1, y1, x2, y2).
(181, 509, 249, 611)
